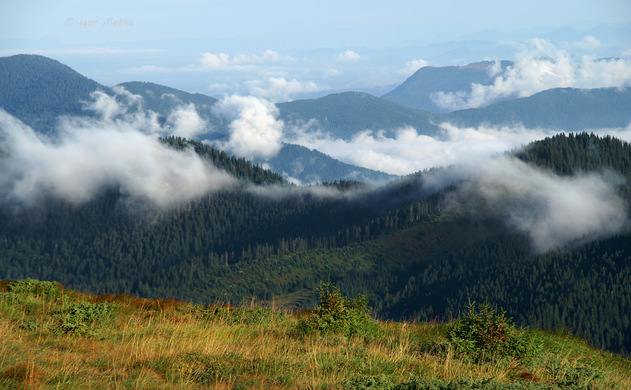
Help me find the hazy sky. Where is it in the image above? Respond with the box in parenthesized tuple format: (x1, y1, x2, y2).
(2, 0, 631, 99)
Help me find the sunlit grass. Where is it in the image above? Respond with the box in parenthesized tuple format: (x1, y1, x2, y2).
(1, 279, 630, 389)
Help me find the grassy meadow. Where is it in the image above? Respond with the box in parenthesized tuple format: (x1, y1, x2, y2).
(1, 279, 630, 389)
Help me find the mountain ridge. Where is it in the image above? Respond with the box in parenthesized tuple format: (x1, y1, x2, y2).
(381, 60, 513, 112)
(0, 54, 110, 134)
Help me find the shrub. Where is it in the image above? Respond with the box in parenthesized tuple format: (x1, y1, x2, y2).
(447, 301, 538, 362)
(342, 374, 393, 389)
(296, 282, 373, 337)
(53, 302, 113, 336)
(7, 279, 62, 298)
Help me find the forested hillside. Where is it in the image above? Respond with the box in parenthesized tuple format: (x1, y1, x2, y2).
(0, 136, 446, 298)
(277, 92, 440, 139)
(258, 143, 395, 184)
(1, 132, 630, 354)
(445, 87, 631, 131)
(0, 54, 109, 134)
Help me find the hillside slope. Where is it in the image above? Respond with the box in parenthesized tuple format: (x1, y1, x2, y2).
(259, 143, 395, 184)
(0, 54, 109, 134)
(277, 91, 440, 139)
(445, 86, 631, 131)
(2, 278, 630, 389)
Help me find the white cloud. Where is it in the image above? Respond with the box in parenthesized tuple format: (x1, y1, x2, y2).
(165, 103, 208, 139)
(200, 50, 286, 69)
(0, 96, 236, 208)
(456, 156, 629, 252)
(570, 35, 602, 51)
(249, 76, 321, 102)
(337, 49, 362, 62)
(84, 90, 126, 121)
(210, 95, 284, 159)
(288, 123, 555, 175)
(246, 183, 350, 201)
(324, 68, 343, 78)
(431, 38, 631, 110)
(128, 65, 170, 73)
(232, 50, 282, 64)
(201, 52, 232, 68)
(401, 58, 428, 76)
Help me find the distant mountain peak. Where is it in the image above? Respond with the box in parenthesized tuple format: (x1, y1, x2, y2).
(382, 60, 513, 112)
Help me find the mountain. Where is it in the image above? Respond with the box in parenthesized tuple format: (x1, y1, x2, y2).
(445, 86, 631, 131)
(258, 143, 395, 184)
(381, 61, 513, 112)
(0, 54, 109, 134)
(277, 91, 440, 139)
(382, 59, 631, 132)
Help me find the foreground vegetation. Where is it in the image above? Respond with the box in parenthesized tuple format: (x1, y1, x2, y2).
(2, 279, 630, 389)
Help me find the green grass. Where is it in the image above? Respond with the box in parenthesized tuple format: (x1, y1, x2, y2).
(1, 279, 630, 389)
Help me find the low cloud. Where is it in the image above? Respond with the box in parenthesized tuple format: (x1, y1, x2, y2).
(211, 95, 284, 159)
(337, 49, 363, 62)
(288, 123, 556, 175)
(200, 50, 285, 69)
(401, 59, 428, 76)
(246, 183, 354, 202)
(127, 64, 170, 73)
(165, 103, 208, 139)
(84, 89, 208, 139)
(455, 156, 629, 252)
(249, 76, 321, 102)
(569, 35, 602, 51)
(0, 92, 235, 208)
(432, 38, 631, 110)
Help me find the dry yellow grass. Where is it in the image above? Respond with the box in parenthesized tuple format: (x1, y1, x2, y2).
(1, 279, 630, 389)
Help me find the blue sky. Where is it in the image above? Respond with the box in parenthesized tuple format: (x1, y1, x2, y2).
(2, 0, 631, 100)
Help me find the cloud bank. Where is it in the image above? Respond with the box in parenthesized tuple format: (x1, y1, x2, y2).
(0, 91, 235, 208)
(211, 95, 284, 159)
(285, 118, 630, 252)
(248, 76, 321, 102)
(432, 38, 631, 110)
(288, 122, 557, 176)
(337, 50, 363, 62)
(455, 156, 629, 253)
(200, 50, 284, 69)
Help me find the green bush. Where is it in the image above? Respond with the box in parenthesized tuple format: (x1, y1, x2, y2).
(296, 282, 373, 337)
(342, 374, 393, 389)
(53, 302, 113, 336)
(544, 354, 604, 388)
(7, 279, 63, 298)
(447, 301, 539, 362)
